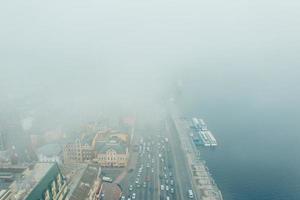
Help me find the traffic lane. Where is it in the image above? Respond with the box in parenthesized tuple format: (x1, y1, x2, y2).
(171, 134, 193, 200)
(166, 122, 193, 200)
(121, 166, 137, 198)
(153, 140, 161, 200)
(159, 152, 170, 200)
(161, 151, 176, 200)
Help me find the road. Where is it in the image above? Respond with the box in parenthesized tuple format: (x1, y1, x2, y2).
(165, 117, 196, 200)
(120, 129, 162, 200)
(119, 115, 196, 200)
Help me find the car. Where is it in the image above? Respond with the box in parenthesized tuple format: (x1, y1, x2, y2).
(160, 185, 165, 191)
(166, 196, 170, 200)
(102, 176, 113, 183)
(188, 189, 194, 199)
(120, 196, 125, 200)
(170, 188, 174, 194)
(166, 179, 169, 184)
(166, 185, 169, 191)
(132, 193, 136, 199)
(170, 180, 174, 185)
(143, 182, 147, 187)
(129, 185, 133, 191)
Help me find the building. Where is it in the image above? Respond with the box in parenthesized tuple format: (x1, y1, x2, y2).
(63, 129, 130, 167)
(92, 130, 129, 146)
(63, 139, 93, 164)
(91, 130, 130, 167)
(0, 162, 68, 200)
(94, 140, 128, 167)
(36, 144, 62, 164)
(66, 164, 101, 200)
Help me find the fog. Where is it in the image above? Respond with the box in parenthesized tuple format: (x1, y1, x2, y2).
(1, 0, 300, 199)
(0, 0, 299, 131)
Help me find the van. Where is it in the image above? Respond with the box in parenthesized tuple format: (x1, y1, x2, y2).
(102, 176, 112, 183)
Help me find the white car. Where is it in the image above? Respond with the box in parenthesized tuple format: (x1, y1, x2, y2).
(170, 180, 174, 185)
(132, 193, 136, 199)
(129, 185, 133, 191)
(160, 185, 165, 191)
(170, 188, 174, 193)
(166, 185, 169, 191)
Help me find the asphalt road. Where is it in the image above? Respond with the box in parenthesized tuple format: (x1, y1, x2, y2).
(165, 117, 195, 200)
(120, 117, 194, 200)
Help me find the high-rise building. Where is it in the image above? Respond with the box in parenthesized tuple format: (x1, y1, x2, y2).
(0, 162, 68, 200)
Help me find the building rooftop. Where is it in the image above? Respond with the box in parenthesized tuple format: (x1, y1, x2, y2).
(9, 162, 60, 200)
(67, 165, 100, 200)
(95, 140, 127, 154)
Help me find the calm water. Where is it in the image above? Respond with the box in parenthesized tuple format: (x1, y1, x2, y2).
(177, 78, 300, 200)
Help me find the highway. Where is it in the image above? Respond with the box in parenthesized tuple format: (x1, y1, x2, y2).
(165, 117, 196, 200)
(120, 128, 162, 200)
(119, 115, 196, 200)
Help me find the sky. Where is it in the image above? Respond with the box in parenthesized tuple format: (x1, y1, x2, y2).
(0, 0, 300, 124)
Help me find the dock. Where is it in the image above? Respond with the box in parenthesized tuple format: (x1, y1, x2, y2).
(168, 102, 223, 200)
(191, 118, 218, 147)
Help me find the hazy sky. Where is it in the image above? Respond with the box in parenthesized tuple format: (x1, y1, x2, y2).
(1, 0, 300, 116)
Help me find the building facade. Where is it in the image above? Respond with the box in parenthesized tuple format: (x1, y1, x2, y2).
(1, 163, 68, 200)
(63, 139, 93, 163)
(95, 140, 128, 167)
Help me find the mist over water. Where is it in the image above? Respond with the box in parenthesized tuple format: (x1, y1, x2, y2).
(1, 0, 300, 199)
(177, 70, 300, 200)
